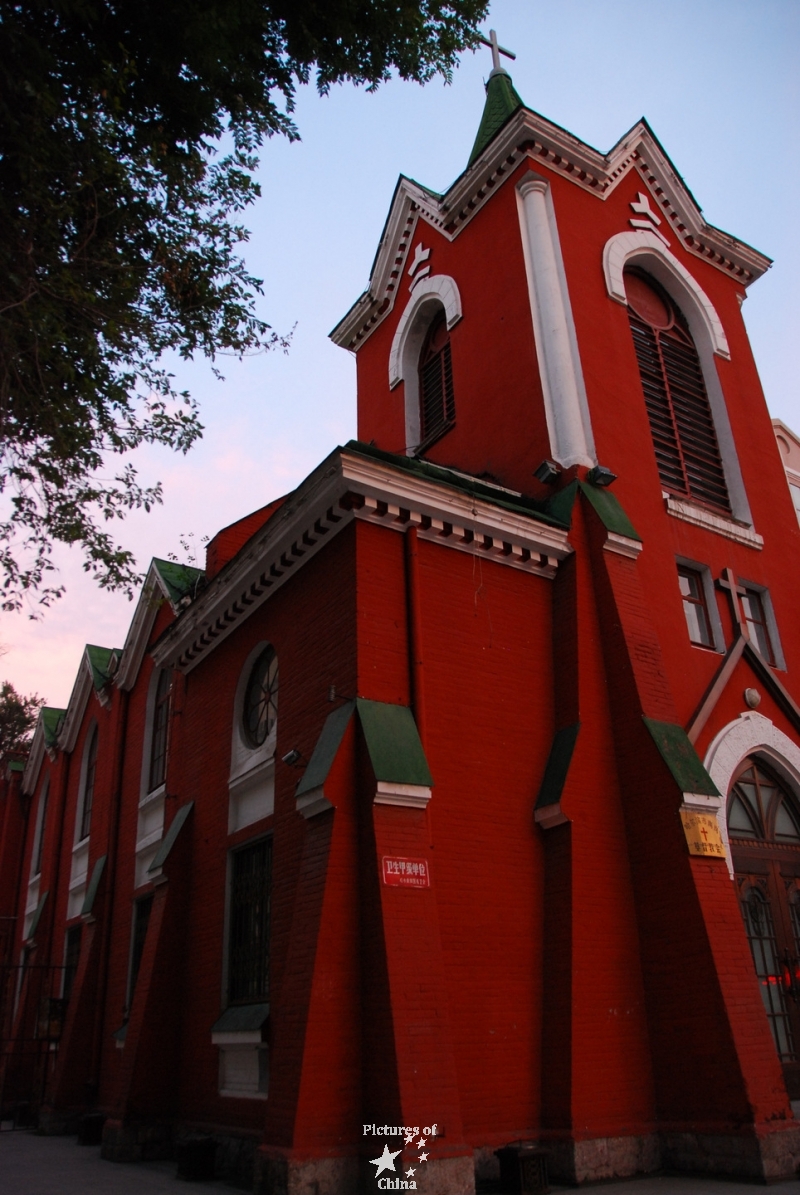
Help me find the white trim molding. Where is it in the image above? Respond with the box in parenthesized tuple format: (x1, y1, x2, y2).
(374, 781, 432, 809)
(603, 230, 730, 358)
(665, 497, 763, 548)
(516, 172, 596, 470)
(704, 712, 800, 878)
(152, 447, 573, 675)
(331, 111, 771, 354)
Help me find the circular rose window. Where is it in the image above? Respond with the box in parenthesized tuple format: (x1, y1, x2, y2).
(243, 646, 279, 748)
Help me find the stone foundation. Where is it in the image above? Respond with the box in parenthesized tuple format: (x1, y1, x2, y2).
(544, 1133, 660, 1185)
(255, 1149, 474, 1195)
(661, 1125, 800, 1183)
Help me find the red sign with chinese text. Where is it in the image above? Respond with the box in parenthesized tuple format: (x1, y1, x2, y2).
(382, 856, 430, 888)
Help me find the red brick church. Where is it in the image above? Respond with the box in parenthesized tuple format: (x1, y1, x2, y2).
(2, 36, 800, 1192)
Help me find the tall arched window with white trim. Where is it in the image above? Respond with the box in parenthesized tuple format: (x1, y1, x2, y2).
(78, 724, 98, 841)
(228, 644, 279, 834)
(148, 668, 172, 793)
(625, 267, 730, 514)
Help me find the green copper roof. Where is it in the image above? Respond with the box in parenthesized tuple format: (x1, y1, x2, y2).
(578, 480, 641, 541)
(41, 707, 66, 748)
(468, 71, 525, 167)
(296, 698, 433, 798)
(211, 1003, 269, 1034)
(152, 558, 205, 606)
(296, 702, 356, 799)
(643, 719, 719, 796)
(357, 699, 433, 787)
(85, 645, 118, 691)
(149, 802, 194, 872)
(28, 890, 48, 940)
(81, 855, 107, 915)
(535, 723, 581, 810)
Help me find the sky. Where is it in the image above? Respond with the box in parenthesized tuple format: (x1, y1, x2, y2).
(3, 0, 799, 709)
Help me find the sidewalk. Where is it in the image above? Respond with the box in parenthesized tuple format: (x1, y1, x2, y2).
(0, 1131, 798, 1195)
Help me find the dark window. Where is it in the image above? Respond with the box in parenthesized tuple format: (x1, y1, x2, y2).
(625, 269, 730, 513)
(677, 566, 713, 647)
(417, 310, 455, 452)
(243, 647, 278, 749)
(740, 587, 774, 664)
(127, 894, 153, 1010)
(62, 925, 82, 1004)
(728, 761, 800, 843)
(741, 887, 795, 1061)
(228, 838, 272, 1004)
(148, 669, 172, 792)
(79, 726, 98, 841)
(33, 783, 49, 876)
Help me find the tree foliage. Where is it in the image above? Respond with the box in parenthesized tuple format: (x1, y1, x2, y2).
(0, 1, 488, 612)
(0, 680, 45, 759)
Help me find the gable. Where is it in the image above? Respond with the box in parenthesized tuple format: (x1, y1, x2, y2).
(331, 107, 771, 354)
(115, 557, 205, 690)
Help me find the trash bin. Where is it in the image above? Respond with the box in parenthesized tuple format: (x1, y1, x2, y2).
(176, 1135, 216, 1181)
(494, 1142, 549, 1195)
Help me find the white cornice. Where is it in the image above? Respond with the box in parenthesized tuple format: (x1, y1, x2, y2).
(58, 663, 94, 754)
(331, 110, 771, 353)
(152, 448, 572, 675)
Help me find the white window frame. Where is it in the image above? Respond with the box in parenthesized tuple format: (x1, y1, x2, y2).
(135, 667, 170, 885)
(675, 557, 725, 653)
(738, 577, 786, 671)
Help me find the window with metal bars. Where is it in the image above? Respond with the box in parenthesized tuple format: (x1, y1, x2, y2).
(417, 310, 455, 453)
(148, 668, 171, 792)
(624, 269, 730, 513)
(228, 838, 272, 1004)
(79, 725, 98, 841)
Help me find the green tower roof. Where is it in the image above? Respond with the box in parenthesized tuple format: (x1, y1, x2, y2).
(468, 70, 525, 167)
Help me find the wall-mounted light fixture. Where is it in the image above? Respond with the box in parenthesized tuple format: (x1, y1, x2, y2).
(533, 460, 561, 485)
(281, 748, 306, 767)
(586, 465, 617, 487)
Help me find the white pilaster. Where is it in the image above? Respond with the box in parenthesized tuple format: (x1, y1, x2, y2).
(516, 173, 596, 468)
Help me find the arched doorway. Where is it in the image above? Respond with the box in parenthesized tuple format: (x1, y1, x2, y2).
(727, 756, 800, 1097)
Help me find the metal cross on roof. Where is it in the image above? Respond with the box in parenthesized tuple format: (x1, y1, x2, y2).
(478, 28, 516, 74)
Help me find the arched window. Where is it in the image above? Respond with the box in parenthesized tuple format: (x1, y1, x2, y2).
(242, 646, 278, 749)
(148, 668, 172, 792)
(417, 309, 455, 452)
(78, 724, 98, 841)
(728, 760, 800, 842)
(229, 644, 279, 834)
(625, 268, 730, 514)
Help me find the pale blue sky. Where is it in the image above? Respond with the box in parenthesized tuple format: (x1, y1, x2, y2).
(5, 0, 799, 706)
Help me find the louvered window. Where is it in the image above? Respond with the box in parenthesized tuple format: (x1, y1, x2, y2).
(417, 310, 455, 452)
(625, 269, 730, 513)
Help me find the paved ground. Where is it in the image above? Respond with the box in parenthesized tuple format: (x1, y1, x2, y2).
(0, 1130, 234, 1194)
(0, 1131, 798, 1195)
